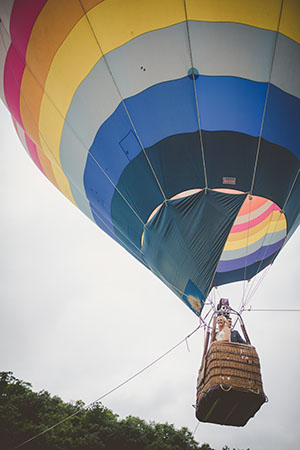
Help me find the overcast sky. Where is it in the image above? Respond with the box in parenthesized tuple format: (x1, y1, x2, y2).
(1, 99, 300, 450)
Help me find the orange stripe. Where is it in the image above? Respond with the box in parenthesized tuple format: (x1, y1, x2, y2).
(238, 196, 269, 216)
(19, 0, 99, 167)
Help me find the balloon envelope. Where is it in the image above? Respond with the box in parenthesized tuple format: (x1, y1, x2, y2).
(0, 0, 299, 315)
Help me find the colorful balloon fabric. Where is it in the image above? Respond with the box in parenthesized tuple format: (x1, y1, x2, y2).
(1, 0, 299, 315)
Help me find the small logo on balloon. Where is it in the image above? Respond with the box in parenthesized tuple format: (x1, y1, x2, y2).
(222, 177, 236, 185)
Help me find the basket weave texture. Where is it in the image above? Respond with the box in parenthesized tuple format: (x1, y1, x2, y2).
(197, 341, 265, 402)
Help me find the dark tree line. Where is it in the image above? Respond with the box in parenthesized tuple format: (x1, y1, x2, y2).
(0, 372, 249, 450)
(0, 372, 213, 450)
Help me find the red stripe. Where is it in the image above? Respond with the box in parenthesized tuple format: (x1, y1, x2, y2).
(4, 0, 47, 127)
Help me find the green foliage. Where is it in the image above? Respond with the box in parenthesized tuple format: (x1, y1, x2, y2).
(0, 372, 204, 450)
(199, 444, 215, 450)
(222, 447, 250, 450)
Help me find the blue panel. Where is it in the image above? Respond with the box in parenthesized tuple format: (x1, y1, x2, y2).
(84, 77, 300, 220)
(84, 75, 300, 266)
(84, 76, 266, 221)
(119, 130, 142, 160)
(196, 76, 267, 135)
(123, 77, 199, 147)
(217, 239, 284, 272)
(84, 156, 115, 220)
(213, 251, 280, 287)
(263, 85, 300, 158)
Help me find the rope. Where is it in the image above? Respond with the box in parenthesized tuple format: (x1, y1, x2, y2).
(13, 324, 201, 449)
(183, 0, 208, 190)
(282, 167, 300, 212)
(244, 308, 300, 312)
(220, 384, 232, 392)
(239, 206, 288, 315)
(249, 0, 284, 195)
(192, 421, 200, 436)
(240, 195, 256, 311)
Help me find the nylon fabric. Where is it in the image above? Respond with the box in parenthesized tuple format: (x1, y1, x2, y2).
(142, 190, 246, 313)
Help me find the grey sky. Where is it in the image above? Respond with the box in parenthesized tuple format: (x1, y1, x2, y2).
(1, 101, 300, 450)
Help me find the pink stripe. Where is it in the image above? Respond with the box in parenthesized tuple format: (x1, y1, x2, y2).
(3, 45, 24, 125)
(9, 0, 47, 57)
(3, 0, 47, 127)
(231, 203, 280, 233)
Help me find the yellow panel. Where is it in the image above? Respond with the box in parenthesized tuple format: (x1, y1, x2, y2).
(87, 0, 299, 54)
(36, 146, 59, 189)
(38, 17, 100, 163)
(87, 0, 185, 54)
(39, 133, 76, 204)
(17, 73, 60, 190)
(20, 0, 101, 201)
(20, 0, 100, 145)
(51, 163, 76, 204)
(187, 0, 281, 32)
(280, 0, 300, 43)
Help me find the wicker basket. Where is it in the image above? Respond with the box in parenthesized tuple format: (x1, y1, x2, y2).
(196, 341, 267, 426)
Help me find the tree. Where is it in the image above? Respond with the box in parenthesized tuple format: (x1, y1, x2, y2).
(0, 372, 204, 450)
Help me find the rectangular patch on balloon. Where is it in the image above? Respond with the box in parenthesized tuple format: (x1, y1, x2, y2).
(222, 177, 236, 185)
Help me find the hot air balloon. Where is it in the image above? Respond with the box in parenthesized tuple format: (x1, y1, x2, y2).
(0, 0, 299, 426)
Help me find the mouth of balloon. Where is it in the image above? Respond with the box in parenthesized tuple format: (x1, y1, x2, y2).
(141, 187, 287, 280)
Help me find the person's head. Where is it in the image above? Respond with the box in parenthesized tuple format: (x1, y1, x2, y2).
(227, 317, 232, 329)
(217, 315, 227, 329)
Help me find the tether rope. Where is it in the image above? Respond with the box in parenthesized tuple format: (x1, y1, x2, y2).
(244, 308, 300, 312)
(13, 324, 202, 449)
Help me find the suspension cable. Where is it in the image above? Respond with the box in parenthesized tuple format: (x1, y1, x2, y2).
(249, 0, 284, 195)
(183, 0, 208, 190)
(78, 0, 167, 203)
